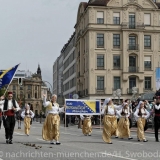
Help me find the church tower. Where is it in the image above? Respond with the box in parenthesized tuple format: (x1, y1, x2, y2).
(37, 64, 41, 77)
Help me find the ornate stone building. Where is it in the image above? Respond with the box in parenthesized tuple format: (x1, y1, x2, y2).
(75, 0, 160, 100)
(8, 65, 48, 114)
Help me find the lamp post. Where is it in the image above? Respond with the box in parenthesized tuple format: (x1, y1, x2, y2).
(43, 81, 53, 94)
(132, 87, 138, 101)
(112, 91, 116, 103)
(116, 89, 121, 104)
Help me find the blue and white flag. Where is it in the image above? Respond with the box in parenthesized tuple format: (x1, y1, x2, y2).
(0, 64, 20, 89)
(156, 67, 160, 90)
(65, 99, 101, 115)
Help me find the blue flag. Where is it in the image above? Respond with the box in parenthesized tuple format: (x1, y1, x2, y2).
(0, 64, 19, 89)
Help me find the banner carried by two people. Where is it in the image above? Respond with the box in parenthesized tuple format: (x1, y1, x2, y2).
(65, 99, 101, 115)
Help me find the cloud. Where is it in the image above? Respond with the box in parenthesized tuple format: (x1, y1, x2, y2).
(0, 0, 88, 89)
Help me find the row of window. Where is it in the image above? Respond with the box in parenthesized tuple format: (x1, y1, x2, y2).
(97, 33, 151, 49)
(64, 51, 76, 69)
(97, 11, 151, 26)
(63, 64, 76, 81)
(12, 85, 37, 90)
(12, 92, 39, 99)
(97, 55, 152, 70)
(97, 76, 151, 90)
(64, 78, 76, 91)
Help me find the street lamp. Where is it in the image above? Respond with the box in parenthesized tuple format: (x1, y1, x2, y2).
(132, 87, 138, 101)
(116, 89, 121, 104)
(43, 81, 53, 94)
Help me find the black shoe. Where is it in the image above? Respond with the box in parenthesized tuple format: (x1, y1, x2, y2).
(6, 139, 9, 144)
(128, 137, 133, 140)
(9, 140, 13, 144)
(143, 139, 148, 142)
(156, 139, 159, 142)
(107, 142, 113, 144)
(88, 134, 91, 136)
(56, 142, 61, 145)
(115, 136, 118, 138)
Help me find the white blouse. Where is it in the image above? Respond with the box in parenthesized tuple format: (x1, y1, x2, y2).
(21, 110, 35, 119)
(43, 98, 64, 114)
(134, 108, 150, 121)
(101, 105, 123, 115)
(118, 108, 130, 118)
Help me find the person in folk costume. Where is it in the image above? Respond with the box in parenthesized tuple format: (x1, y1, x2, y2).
(80, 115, 92, 136)
(117, 103, 133, 140)
(101, 98, 123, 144)
(134, 101, 150, 142)
(21, 104, 34, 136)
(153, 96, 160, 142)
(0, 92, 20, 144)
(42, 94, 65, 145)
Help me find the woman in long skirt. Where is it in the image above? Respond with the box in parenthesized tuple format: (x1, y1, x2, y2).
(134, 101, 150, 142)
(80, 115, 92, 136)
(42, 94, 65, 145)
(21, 104, 34, 136)
(101, 98, 123, 144)
(117, 103, 133, 140)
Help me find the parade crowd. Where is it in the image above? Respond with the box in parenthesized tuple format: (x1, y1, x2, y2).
(0, 90, 160, 145)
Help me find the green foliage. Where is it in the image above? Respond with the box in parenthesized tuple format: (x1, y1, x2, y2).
(0, 88, 6, 96)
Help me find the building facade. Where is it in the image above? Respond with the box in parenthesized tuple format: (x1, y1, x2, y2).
(75, 0, 160, 100)
(62, 32, 76, 99)
(53, 59, 58, 95)
(8, 65, 49, 114)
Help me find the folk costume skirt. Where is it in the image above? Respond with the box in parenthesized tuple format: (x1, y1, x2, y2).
(82, 118, 92, 135)
(137, 118, 146, 141)
(24, 117, 31, 135)
(117, 117, 130, 138)
(102, 115, 117, 143)
(42, 114, 60, 141)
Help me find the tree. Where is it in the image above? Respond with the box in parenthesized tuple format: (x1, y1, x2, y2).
(0, 88, 6, 97)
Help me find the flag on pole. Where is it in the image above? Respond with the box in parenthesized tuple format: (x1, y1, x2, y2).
(156, 67, 160, 90)
(0, 64, 20, 89)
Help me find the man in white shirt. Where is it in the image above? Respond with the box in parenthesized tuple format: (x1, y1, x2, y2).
(0, 92, 20, 144)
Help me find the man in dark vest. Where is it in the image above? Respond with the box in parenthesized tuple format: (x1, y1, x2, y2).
(0, 92, 20, 144)
(154, 96, 160, 142)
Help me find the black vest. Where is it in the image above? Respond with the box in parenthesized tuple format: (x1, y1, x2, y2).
(3, 99, 17, 111)
(155, 105, 160, 114)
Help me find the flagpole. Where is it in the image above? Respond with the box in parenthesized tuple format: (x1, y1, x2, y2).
(3, 64, 20, 96)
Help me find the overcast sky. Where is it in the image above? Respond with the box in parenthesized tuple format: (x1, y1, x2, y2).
(0, 0, 88, 87)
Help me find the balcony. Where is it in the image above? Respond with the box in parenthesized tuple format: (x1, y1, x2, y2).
(113, 66, 121, 70)
(143, 88, 153, 92)
(95, 88, 106, 94)
(121, 22, 145, 29)
(144, 67, 152, 71)
(128, 44, 139, 50)
(128, 66, 139, 73)
(127, 88, 139, 94)
(97, 66, 104, 70)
